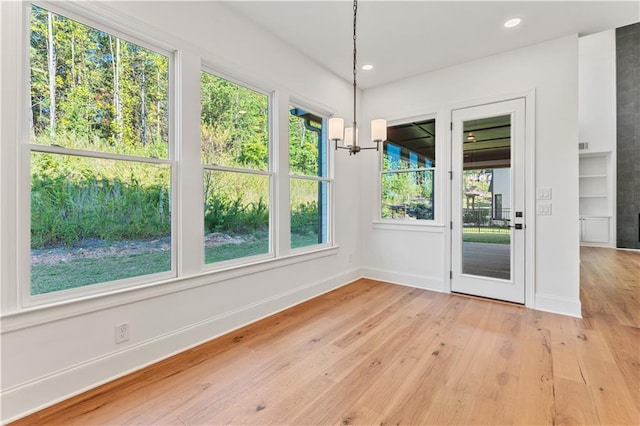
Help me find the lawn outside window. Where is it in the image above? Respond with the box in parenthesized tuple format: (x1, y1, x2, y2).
(26, 3, 175, 302)
(380, 118, 436, 222)
(201, 70, 273, 266)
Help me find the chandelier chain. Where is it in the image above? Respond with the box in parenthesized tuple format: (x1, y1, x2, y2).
(352, 0, 358, 131)
(329, 0, 384, 154)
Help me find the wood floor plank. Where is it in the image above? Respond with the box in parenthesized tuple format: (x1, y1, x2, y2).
(553, 377, 600, 425)
(10, 247, 640, 426)
(513, 313, 555, 425)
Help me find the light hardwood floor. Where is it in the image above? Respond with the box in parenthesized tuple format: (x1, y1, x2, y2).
(12, 247, 640, 425)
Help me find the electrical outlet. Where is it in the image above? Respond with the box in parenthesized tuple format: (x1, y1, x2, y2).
(114, 322, 129, 344)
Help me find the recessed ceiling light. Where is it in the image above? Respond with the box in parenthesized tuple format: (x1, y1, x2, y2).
(504, 18, 522, 28)
(361, 64, 374, 71)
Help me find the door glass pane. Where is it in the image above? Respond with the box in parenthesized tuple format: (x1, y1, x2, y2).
(461, 115, 511, 280)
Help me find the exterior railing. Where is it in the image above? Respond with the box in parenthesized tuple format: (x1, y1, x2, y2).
(462, 208, 511, 233)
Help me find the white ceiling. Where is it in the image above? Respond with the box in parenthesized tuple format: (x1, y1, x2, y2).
(227, 1, 639, 88)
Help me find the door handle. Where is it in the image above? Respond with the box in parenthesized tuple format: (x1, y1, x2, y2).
(510, 224, 524, 229)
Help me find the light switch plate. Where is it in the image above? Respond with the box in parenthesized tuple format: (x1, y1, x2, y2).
(537, 202, 552, 215)
(536, 187, 552, 200)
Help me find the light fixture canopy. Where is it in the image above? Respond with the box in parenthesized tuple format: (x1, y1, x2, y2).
(330, 0, 386, 155)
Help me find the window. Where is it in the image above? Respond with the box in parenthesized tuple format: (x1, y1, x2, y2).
(28, 5, 172, 296)
(201, 71, 271, 264)
(381, 119, 436, 221)
(289, 106, 331, 249)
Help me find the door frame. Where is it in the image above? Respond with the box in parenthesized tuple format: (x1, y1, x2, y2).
(443, 91, 536, 308)
(451, 99, 525, 303)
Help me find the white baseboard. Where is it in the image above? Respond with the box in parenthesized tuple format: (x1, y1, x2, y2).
(361, 267, 446, 293)
(1, 268, 361, 424)
(363, 267, 584, 319)
(534, 293, 582, 318)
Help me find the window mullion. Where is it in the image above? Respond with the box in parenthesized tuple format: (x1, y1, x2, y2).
(176, 51, 203, 277)
(203, 164, 272, 177)
(30, 144, 172, 165)
(276, 92, 291, 257)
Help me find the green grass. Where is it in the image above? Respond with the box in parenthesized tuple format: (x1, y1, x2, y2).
(31, 251, 171, 295)
(462, 230, 510, 244)
(204, 237, 270, 264)
(291, 233, 323, 249)
(32, 233, 325, 295)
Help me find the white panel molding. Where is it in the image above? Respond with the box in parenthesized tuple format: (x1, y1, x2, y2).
(534, 292, 582, 318)
(361, 267, 445, 293)
(1, 268, 362, 423)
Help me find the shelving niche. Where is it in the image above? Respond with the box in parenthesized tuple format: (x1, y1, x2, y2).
(579, 153, 613, 245)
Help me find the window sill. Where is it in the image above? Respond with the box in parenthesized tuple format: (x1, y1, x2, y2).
(1, 245, 339, 333)
(372, 220, 445, 233)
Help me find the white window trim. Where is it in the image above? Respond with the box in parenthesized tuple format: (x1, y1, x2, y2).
(378, 114, 439, 225)
(20, 1, 178, 308)
(200, 68, 275, 271)
(288, 102, 335, 253)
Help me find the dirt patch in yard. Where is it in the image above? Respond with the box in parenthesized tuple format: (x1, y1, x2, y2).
(32, 233, 252, 265)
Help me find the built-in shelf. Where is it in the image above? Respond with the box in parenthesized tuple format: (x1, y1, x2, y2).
(579, 152, 613, 246)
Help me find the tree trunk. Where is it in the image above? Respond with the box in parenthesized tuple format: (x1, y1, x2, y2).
(141, 61, 147, 146)
(116, 38, 122, 141)
(156, 69, 161, 142)
(47, 11, 56, 136)
(109, 35, 122, 142)
(29, 75, 36, 140)
(71, 31, 76, 86)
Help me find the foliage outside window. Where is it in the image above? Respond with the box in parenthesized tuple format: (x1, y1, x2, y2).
(29, 5, 172, 296)
(289, 107, 331, 249)
(381, 119, 436, 221)
(201, 71, 271, 264)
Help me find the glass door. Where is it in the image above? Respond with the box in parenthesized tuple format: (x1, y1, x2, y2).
(451, 99, 526, 303)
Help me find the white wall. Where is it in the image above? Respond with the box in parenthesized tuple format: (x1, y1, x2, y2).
(492, 168, 511, 214)
(0, 1, 360, 422)
(578, 30, 617, 247)
(579, 30, 617, 153)
(360, 36, 581, 317)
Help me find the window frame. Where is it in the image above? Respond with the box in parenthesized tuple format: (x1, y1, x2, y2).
(21, 1, 178, 307)
(200, 66, 275, 270)
(288, 103, 334, 253)
(378, 114, 438, 224)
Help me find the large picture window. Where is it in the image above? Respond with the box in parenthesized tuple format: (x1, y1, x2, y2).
(201, 71, 271, 264)
(28, 5, 172, 296)
(381, 119, 436, 221)
(289, 106, 331, 249)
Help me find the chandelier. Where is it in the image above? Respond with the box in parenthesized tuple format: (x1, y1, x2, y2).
(328, 0, 387, 155)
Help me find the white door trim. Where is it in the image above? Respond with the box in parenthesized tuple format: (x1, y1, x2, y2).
(442, 90, 536, 308)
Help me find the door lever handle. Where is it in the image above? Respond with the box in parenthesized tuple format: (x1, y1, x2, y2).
(509, 224, 524, 229)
